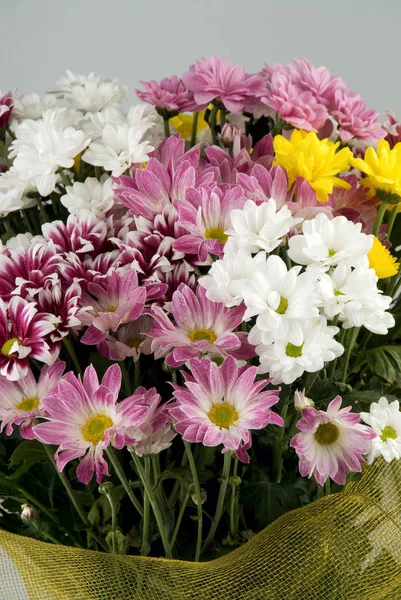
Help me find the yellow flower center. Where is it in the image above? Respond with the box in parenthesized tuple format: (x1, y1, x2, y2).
(381, 426, 397, 441)
(1, 337, 21, 357)
(104, 306, 117, 312)
(275, 297, 288, 314)
(314, 422, 340, 445)
(127, 337, 143, 349)
(82, 414, 113, 444)
(16, 397, 40, 412)
(368, 237, 399, 279)
(286, 342, 303, 357)
(204, 227, 229, 244)
(208, 402, 238, 429)
(188, 329, 217, 343)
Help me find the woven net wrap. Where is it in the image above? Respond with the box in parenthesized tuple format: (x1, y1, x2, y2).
(1, 458, 401, 600)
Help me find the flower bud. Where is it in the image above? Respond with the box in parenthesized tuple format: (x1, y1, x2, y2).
(98, 481, 114, 496)
(294, 389, 314, 411)
(21, 504, 38, 522)
(220, 122, 244, 145)
(191, 488, 207, 505)
(229, 475, 242, 487)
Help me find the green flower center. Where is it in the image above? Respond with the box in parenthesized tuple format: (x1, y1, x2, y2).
(1, 337, 21, 357)
(334, 289, 345, 297)
(275, 297, 288, 314)
(82, 414, 113, 444)
(381, 426, 397, 441)
(328, 249, 337, 257)
(16, 397, 40, 412)
(188, 329, 217, 343)
(286, 342, 304, 358)
(204, 227, 229, 244)
(314, 422, 340, 445)
(208, 402, 238, 429)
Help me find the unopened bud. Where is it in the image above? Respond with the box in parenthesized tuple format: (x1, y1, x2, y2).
(98, 481, 114, 495)
(294, 389, 314, 411)
(21, 504, 38, 522)
(219, 123, 244, 147)
(229, 475, 242, 487)
(191, 488, 207, 505)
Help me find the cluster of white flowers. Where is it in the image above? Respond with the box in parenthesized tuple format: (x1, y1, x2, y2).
(201, 206, 395, 384)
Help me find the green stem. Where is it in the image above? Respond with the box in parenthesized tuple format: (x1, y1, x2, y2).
(21, 209, 34, 235)
(59, 169, 72, 187)
(104, 491, 117, 553)
(316, 483, 324, 500)
(373, 202, 388, 237)
(170, 488, 191, 550)
(141, 457, 151, 556)
(94, 166, 102, 181)
(62, 336, 82, 375)
(341, 327, 360, 383)
(304, 371, 319, 395)
(386, 205, 399, 240)
(325, 479, 331, 496)
(190, 112, 199, 147)
(219, 107, 226, 130)
(31, 521, 64, 545)
(273, 397, 290, 484)
(130, 451, 172, 558)
(163, 118, 171, 138)
(6, 126, 16, 141)
(202, 451, 232, 552)
(168, 452, 188, 508)
(209, 105, 219, 146)
(183, 441, 203, 561)
(229, 458, 240, 538)
(120, 360, 132, 396)
(106, 447, 143, 517)
(36, 197, 49, 223)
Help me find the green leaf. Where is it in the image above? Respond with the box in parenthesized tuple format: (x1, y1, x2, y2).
(364, 345, 401, 385)
(8, 440, 48, 479)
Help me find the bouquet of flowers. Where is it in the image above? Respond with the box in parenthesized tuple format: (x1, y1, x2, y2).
(1, 55, 401, 586)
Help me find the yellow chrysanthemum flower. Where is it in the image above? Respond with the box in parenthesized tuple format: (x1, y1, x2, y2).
(170, 110, 209, 140)
(273, 130, 353, 203)
(368, 236, 399, 279)
(351, 140, 401, 204)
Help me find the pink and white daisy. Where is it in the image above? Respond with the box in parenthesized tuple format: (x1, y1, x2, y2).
(149, 284, 254, 367)
(42, 212, 108, 255)
(290, 396, 376, 485)
(98, 316, 153, 363)
(182, 55, 266, 113)
(0, 361, 65, 439)
(0, 297, 58, 381)
(135, 76, 198, 114)
(169, 356, 283, 462)
(35, 281, 82, 343)
(34, 364, 149, 484)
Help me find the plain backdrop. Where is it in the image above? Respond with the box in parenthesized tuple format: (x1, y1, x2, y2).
(1, 0, 401, 118)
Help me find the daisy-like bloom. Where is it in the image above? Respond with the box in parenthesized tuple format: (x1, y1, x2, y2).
(12, 93, 57, 121)
(55, 70, 127, 113)
(98, 315, 153, 363)
(169, 355, 283, 462)
(9, 108, 90, 196)
(0, 361, 65, 439)
(0, 297, 57, 381)
(273, 130, 352, 203)
(79, 270, 148, 345)
(182, 55, 266, 113)
(290, 396, 376, 485)
(135, 76, 198, 115)
(0, 90, 14, 128)
(251, 317, 344, 384)
(34, 364, 149, 484)
(149, 284, 254, 367)
(351, 140, 401, 204)
(35, 281, 82, 343)
(330, 90, 385, 143)
(368, 237, 399, 279)
(226, 198, 303, 254)
(361, 397, 401, 463)
(318, 264, 395, 335)
(243, 255, 320, 344)
(199, 245, 266, 307)
(174, 185, 247, 262)
(288, 213, 373, 270)
(61, 176, 115, 217)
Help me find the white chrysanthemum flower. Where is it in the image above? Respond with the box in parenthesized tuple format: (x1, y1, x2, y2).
(61, 176, 115, 217)
(318, 263, 394, 335)
(227, 199, 303, 254)
(242, 255, 319, 343)
(127, 105, 164, 148)
(288, 213, 373, 270)
(199, 244, 266, 307)
(0, 169, 37, 216)
(250, 317, 344, 384)
(12, 93, 57, 121)
(55, 70, 127, 113)
(5, 232, 45, 250)
(361, 397, 401, 463)
(82, 105, 127, 141)
(9, 108, 90, 196)
(83, 121, 154, 177)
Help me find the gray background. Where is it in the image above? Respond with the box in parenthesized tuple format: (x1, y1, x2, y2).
(1, 0, 401, 117)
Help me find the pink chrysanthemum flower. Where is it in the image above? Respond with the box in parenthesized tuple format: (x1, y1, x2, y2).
(135, 76, 198, 114)
(34, 364, 149, 484)
(79, 270, 148, 345)
(98, 315, 153, 362)
(0, 361, 65, 439)
(35, 281, 82, 342)
(149, 284, 254, 367)
(174, 185, 246, 262)
(42, 212, 108, 255)
(182, 55, 266, 113)
(0, 91, 14, 128)
(290, 396, 376, 486)
(330, 174, 379, 235)
(169, 356, 283, 462)
(331, 90, 386, 143)
(0, 297, 57, 381)
(384, 110, 401, 148)
(291, 59, 346, 111)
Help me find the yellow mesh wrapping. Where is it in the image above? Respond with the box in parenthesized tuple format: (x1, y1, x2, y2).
(1, 458, 401, 599)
